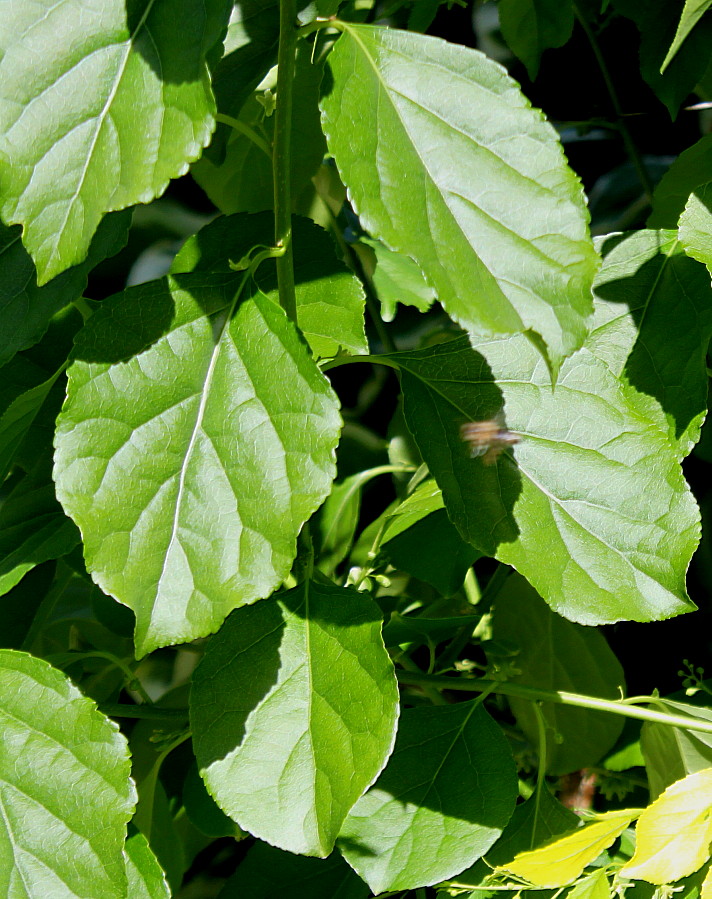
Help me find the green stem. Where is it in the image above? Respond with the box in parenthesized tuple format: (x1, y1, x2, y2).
(573, 3, 654, 201)
(273, 0, 298, 322)
(321, 354, 400, 372)
(396, 671, 712, 734)
(216, 113, 272, 160)
(72, 296, 94, 320)
(531, 702, 548, 846)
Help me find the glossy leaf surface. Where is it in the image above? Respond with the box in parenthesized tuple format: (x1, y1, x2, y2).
(0, 649, 135, 896)
(54, 274, 341, 655)
(337, 702, 517, 893)
(0, 1, 228, 282)
(491, 575, 625, 774)
(191, 581, 399, 857)
(125, 829, 171, 899)
(321, 24, 599, 374)
(391, 333, 698, 625)
(679, 183, 712, 275)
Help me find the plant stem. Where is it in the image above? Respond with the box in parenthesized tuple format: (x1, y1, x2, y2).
(98, 703, 189, 720)
(573, 2, 654, 202)
(396, 671, 712, 734)
(273, 0, 298, 322)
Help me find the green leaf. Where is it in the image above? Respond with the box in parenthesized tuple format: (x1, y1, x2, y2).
(641, 699, 712, 798)
(0, 211, 131, 366)
(588, 230, 712, 459)
(219, 842, 370, 899)
(171, 212, 368, 358)
(125, 828, 171, 899)
(501, 809, 641, 888)
(320, 24, 599, 376)
(0, 368, 64, 483)
(54, 274, 341, 656)
(661, 1, 712, 72)
(498, 0, 575, 80)
(0, 466, 80, 597)
(0, 1, 228, 283)
(0, 649, 135, 896)
(182, 762, 243, 838)
(315, 472, 367, 576)
(356, 237, 435, 323)
(194, 44, 326, 214)
(391, 331, 699, 625)
(611, 0, 712, 116)
(206, 0, 280, 162)
(191, 581, 399, 857)
(378, 481, 481, 594)
(491, 575, 625, 774)
(649, 134, 712, 228)
(487, 788, 580, 867)
(0, 562, 56, 650)
(567, 869, 612, 899)
(679, 183, 712, 274)
(621, 769, 712, 884)
(382, 611, 481, 648)
(337, 702, 517, 893)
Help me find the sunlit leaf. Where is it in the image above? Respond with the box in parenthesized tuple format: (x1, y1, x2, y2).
(0, 649, 136, 896)
(171, 212, 368, 358)
(649, 135, 712, 228)
(54, 274, 341, 655)
(125, 828, 170, 899)
(191, 581, 399, 857)
(501, 809, 641, 888)
(321, 24, 599, 375)
(621, 769, 712, 884)
(567, 868, 612, 899)
(588, 230, 712, 458)
(679, 183, 712, 275)
(390, 332, 699, 625)
(0, 1, 228, 282)
(337, 702, 518, 893)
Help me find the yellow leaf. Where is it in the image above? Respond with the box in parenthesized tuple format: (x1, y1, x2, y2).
(701, 863, 712, 899)
(621, 768, 712, 885)
(500, 808, 641, 888)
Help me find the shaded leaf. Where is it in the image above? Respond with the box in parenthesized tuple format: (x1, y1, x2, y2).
(182, 762, 243, 838)
(219, 842, 369, 899)
(649, 134, 712, 228)
(194, 44, 326, 214)
(491, 575, 625, 775)
(621, 769, 712, 883)
(0, 211, 131, 366)
(588, 230, 712, 457)
(54, 274, 341, 655)
(191, 581, 399, 857)
(661, 1, 712, 72)
(0, 368, 64, 483)
(501, 809, 641, 887)
(320, 24, 598, 375)
(390, 333, 698, 625)
(337, 702, 518, 893)
(611, 0, 712, 116)
(0, 1, 229, 282)
(641, 699, 712, 798)
(171, 212, 368, 358)
(0, 467, 80, 596)
(486, 788, 580, 867)
(498, 0, 575, 80)
(206, 0, 280, 162)
(0, 649, 135, 896)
